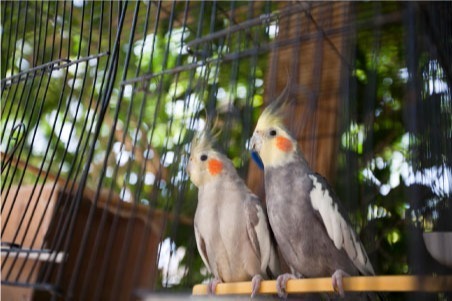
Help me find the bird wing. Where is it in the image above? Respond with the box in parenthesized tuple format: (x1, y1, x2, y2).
(194, 224, 211, 274)
(244, 195, 263, 261)
(308, 173, 375, 275)
(244, 193, 281, 277)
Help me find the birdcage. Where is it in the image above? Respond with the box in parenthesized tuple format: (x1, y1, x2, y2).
(1, 1, 451, 301)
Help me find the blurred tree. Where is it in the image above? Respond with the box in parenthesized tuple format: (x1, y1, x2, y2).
(1, 1, 451, 297)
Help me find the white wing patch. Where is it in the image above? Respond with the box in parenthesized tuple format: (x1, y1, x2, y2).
(309, 175, 375, 275)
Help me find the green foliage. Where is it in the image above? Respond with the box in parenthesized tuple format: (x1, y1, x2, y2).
(337, 6, 452, 299)
(1, 0, 278, 290)
(2, 1, 450, 296)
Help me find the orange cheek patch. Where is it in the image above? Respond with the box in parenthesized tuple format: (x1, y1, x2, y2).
(276, 136, 293, 152)
(208, 159, 223, 175)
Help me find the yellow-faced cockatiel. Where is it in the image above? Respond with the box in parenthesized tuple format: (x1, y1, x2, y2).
(187, 125, 281, 297)
(250, 86, 375, 298)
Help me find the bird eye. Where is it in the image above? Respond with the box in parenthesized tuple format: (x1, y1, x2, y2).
(269, 129, 277, 136)
(200, 154, 208, 161)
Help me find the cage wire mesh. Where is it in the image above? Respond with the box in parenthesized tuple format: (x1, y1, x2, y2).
(1, 1, 451, 301)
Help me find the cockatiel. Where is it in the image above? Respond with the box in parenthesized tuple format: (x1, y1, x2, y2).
(250, 87, 375, 298)
(186, 126, 281, 297)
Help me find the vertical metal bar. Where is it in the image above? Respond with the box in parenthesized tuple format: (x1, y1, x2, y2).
(30, 0, 100, 289)
(40, 1, 111, 288)
(86, 1, 140, 299)
(1, 0, 61, 283)
(164, 0, 199, 290)
(34, 1, 45, 65)
(0, 73, 30, 195)
(223, 1, 240, 149)
(9, 1, 21, 77)
(37, 0, 74, 284)
(101, 0, 158, 295)
(145, 0, 181, 291)
(132, 0, 166, 289)
(127, 1, 159, 287)
(14, 0, 73, 284)
(56, 2, 128, 299)
(404, 4, 425, 301)
(239, 0, 258, 177)
(15, 1, 29, 72)
(342, 2, 358, 234)
(77, 0, 118, 297)
(1, 1, 11, 78)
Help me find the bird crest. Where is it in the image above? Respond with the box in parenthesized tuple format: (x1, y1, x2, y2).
(256, 80, 291, 130)
(190, 115, 221, 156)
(189, 116, 226, 177)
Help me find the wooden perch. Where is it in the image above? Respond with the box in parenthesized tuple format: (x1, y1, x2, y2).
(192, 275, 452, 295)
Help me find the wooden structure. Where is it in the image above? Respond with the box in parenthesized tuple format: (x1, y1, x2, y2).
(247, 2, 351, 198)
(1, 184, 164, 300)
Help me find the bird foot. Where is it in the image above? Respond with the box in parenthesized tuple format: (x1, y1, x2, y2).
(251, 274, 263, 298)
(207, 278, 222, 295)
(276, 273, 297, 299)
(331, 269, 350, 298)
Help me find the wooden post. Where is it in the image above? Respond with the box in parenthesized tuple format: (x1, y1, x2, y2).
(247, 2, 351, 200)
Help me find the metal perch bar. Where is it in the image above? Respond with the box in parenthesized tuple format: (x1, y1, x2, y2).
(192, 275, 452, 295)
(1, 247, 65, 263)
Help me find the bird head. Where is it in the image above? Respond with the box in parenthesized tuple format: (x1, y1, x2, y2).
(187, 126, 228, 187)
(250, 84, 298, 168)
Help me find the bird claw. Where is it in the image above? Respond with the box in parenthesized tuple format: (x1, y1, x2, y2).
(251, 274, 263, 298)
(207, 278, 222, 295)
(276, 273, 297, 299)
(331, 269, 350, 298)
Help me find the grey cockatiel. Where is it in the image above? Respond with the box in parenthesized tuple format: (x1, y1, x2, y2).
(187, 126, 281, 297)
(250, 88, 375, 298)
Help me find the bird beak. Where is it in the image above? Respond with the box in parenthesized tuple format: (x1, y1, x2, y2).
(250, 131, 262, 153)
(250, 132, 264, 170)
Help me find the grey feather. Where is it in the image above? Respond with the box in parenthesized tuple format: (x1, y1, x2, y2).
(244, 195, 262, 261)
(265, 156, 375, 278)
(191, 154, 282, 283)
(194, 225, 211, 274)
